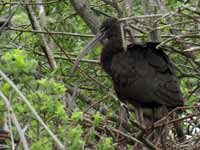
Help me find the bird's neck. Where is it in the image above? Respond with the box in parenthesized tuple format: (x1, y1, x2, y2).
(100, 38, 123, 75)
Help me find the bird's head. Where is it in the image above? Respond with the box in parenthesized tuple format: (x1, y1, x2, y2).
(100, 18, 122, 44)
(70, 18, 121, 75)
(100, 18, 119, 33)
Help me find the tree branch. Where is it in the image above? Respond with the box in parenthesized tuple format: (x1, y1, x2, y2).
(25, 3, 57, 69)
(69, 0, 101, 34)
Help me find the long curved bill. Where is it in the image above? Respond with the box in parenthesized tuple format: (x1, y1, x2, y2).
(70, 32, 105, 75)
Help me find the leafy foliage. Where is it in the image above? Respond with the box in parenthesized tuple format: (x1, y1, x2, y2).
(97, 137, 115, 150)
(1, 49, 37, 74)
(0, 1, 199, 149)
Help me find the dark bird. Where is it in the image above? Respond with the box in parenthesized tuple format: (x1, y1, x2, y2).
(100, 18, 184, 109)
(71, 18, 185, 142)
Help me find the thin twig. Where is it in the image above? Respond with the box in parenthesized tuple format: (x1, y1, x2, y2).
(8, 27, 94, 37)
(25, 3, 57, 69)
(0, 0, 61, 5)
(0, 91, 29, 150)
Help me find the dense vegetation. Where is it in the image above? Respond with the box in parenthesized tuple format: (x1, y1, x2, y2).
(0, 0, 200, 149)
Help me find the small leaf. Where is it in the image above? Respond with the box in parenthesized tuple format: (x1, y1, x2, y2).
(71, 111, 83, 122)
(93, 111, 103, 126)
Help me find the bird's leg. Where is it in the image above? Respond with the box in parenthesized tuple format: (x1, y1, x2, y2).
(173, 113, 185, 141)
(117, 104, 129, 140)
(152, 107, 168, 147)
(134, 105, 144, 126)
(133, 105, 145, 149)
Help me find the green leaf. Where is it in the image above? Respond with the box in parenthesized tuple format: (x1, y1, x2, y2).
(68, 126, 84, 150)
(93, 111, 103, 126)
(97, 137, 115, 150)
(30, 137, 52, 150)
(71, 111, 83, 122)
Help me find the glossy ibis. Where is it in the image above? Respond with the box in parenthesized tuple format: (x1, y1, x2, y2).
(71, 18, 185, 141)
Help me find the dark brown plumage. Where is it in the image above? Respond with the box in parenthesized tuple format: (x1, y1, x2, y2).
(100, 18, 185, 141)
(71, 17, 185, 141)
(100, 18, 184, 110)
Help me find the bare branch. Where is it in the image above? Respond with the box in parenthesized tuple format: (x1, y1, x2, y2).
(0, 91, 29, 150)
(0, 0, 61, 5)
(142, 0, 160, 42)
(123, 0, 133, 16)
(8, 27, 94, 37)
(102, 0, 123, 17)
(69, 0, 101, 34)
(25, 3, 57, 69)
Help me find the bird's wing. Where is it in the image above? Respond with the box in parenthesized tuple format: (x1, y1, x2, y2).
(145, 42, 175, 74)
(110, 43, 184, 108)
(145, 43, 184, 107)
